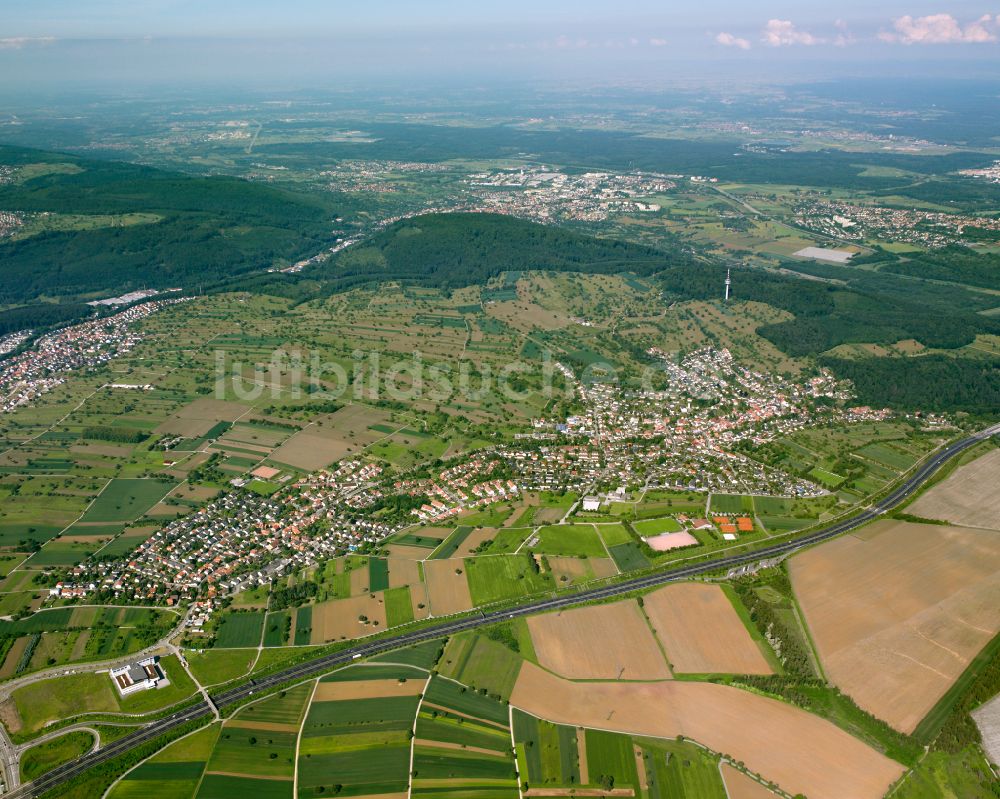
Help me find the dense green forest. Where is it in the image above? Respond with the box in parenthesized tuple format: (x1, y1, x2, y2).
(313, 212, 684, 290)
(0, 302, 91, 335)
(821, 355, 1000, 413)
(659, 263, 999, 356)
(877, 247, 1000, 292)
(0, 146, 339, 304)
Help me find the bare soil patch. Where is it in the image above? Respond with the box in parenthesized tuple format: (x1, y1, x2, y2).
(387, 557, 422, 588)
(790, 520, 1000, 733)
(643, 583, 773, 675)
(450, 527, 498, 558)
(527, 600, 670, 681)
(721, 764, 779, 798)
(909, 448, 1000, 530)
(270, 431, 351, 471)
(423, 559, 473, 616)
(310, 593, 387, 644)
(314, 678, 424, 702)
(511, 662, 903, 799)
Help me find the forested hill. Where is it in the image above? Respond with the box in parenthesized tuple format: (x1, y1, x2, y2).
(313, 212, 685, 291)
(0, 145, 339, 305)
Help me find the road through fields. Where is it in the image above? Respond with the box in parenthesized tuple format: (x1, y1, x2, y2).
(10, 422, 999, 799)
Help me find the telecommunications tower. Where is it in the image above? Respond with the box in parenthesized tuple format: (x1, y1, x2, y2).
(724, 268, 731, 302)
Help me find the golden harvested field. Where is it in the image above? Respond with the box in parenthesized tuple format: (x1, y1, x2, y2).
(527, 600, 671, 680)
(909, 448, 1000, 530)
(721, 764, 779, 798)
(314, 678, 424, 701)
(642, 583, 773, 675)
(791, 520, 1000, 733)
(511, 662, 903, 799)
(422, 558, 473, 616)
(309, 593, 387, 643)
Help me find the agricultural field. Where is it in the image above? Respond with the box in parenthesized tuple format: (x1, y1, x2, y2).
(790, 520, 1000, 733)
(464, 553, 555, 606)
(510, 661, 905, 799)
(298, 665, 426, 797)
(908, 447, 1000, 530)
(106, 724, 220, 799)
(412, 676, 518, 799)
(196, 683, 311, 798)
(641, 583, 775, 675)
(527, 600, 671, 680)
(529, 524, 608, 558)
(212, 611, 265, 648)
(437, 629, 526, 700)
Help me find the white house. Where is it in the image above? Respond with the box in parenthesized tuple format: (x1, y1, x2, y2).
(109, 657, 165, 696)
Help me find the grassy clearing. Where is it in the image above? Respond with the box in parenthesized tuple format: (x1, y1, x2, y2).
(80, 479, 176, 523)
(465, 554, 555, 606)
(186, 649, 255, 686)
(530, 525, 607, 558)
(384, 585, 415, 627)
(19, 730, 94, 782)
(213, 611, 265, 648)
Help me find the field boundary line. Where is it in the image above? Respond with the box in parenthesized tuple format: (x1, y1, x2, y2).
(406, 675, 431, 799)
(293, 678, 318, 799)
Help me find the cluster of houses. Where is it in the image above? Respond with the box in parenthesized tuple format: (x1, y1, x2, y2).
(464, 166, 674, 223)
(513, 347, 880, 497)
(0, 299, 184, 414)
(61, 344, 894, 618)
(793, 197, 1000, 248)
(0, 209, 22, 238)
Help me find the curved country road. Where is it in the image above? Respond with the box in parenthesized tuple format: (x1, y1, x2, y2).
(9, 422, 1000, 798)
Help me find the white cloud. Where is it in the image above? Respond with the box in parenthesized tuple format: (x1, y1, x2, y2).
(761, 19, 821, 47)
(715, 32, 751, 50)
(649, 37, 668, 47)
(879, 13, 998, 44)
(0, 36, 56, 50)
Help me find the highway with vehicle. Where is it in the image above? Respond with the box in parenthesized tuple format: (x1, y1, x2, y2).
(10, 422, 999, 799)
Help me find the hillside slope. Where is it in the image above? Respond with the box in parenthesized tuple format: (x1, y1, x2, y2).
(0, 146, 339, 304)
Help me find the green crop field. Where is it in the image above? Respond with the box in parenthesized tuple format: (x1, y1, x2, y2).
(80, 478, 176, 523)
(632, 517, 682, 536)
(214, 611, 265, 648)
(531, 525, 607, 558)
(465, 554, 555, 606)
(197, 773, 292, 799)
(424, 675, 510, 726)
(384, 586, 415, 627)
(431, 525, 475, 559)
(370, 638, 444, 669)
(262, 611, 291, 647)
(709, 494, 752, 514)
(643, 738, 728, 799)
(107, 724, 219, 799)
(238, 683, 312, 727)
(368, 556, 390, 591)
(585, 729, 639, 791)
(607, 542, 651, 572)
(294, 605, 313, 645)
(512, 710, 581, 789)
(439, 633, 523, 700)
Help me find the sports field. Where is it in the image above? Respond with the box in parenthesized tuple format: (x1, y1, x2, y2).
(791, 520, 1000, 733)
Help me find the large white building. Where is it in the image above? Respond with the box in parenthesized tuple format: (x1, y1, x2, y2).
(109, 657, 165, 696)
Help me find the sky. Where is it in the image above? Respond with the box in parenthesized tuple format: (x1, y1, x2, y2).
(2, 1, 1000, 89)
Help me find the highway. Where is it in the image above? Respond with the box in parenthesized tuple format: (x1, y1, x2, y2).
(10, 422, 998, 799)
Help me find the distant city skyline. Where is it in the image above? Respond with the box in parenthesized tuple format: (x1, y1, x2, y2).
(2, 2, 1000, 88)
